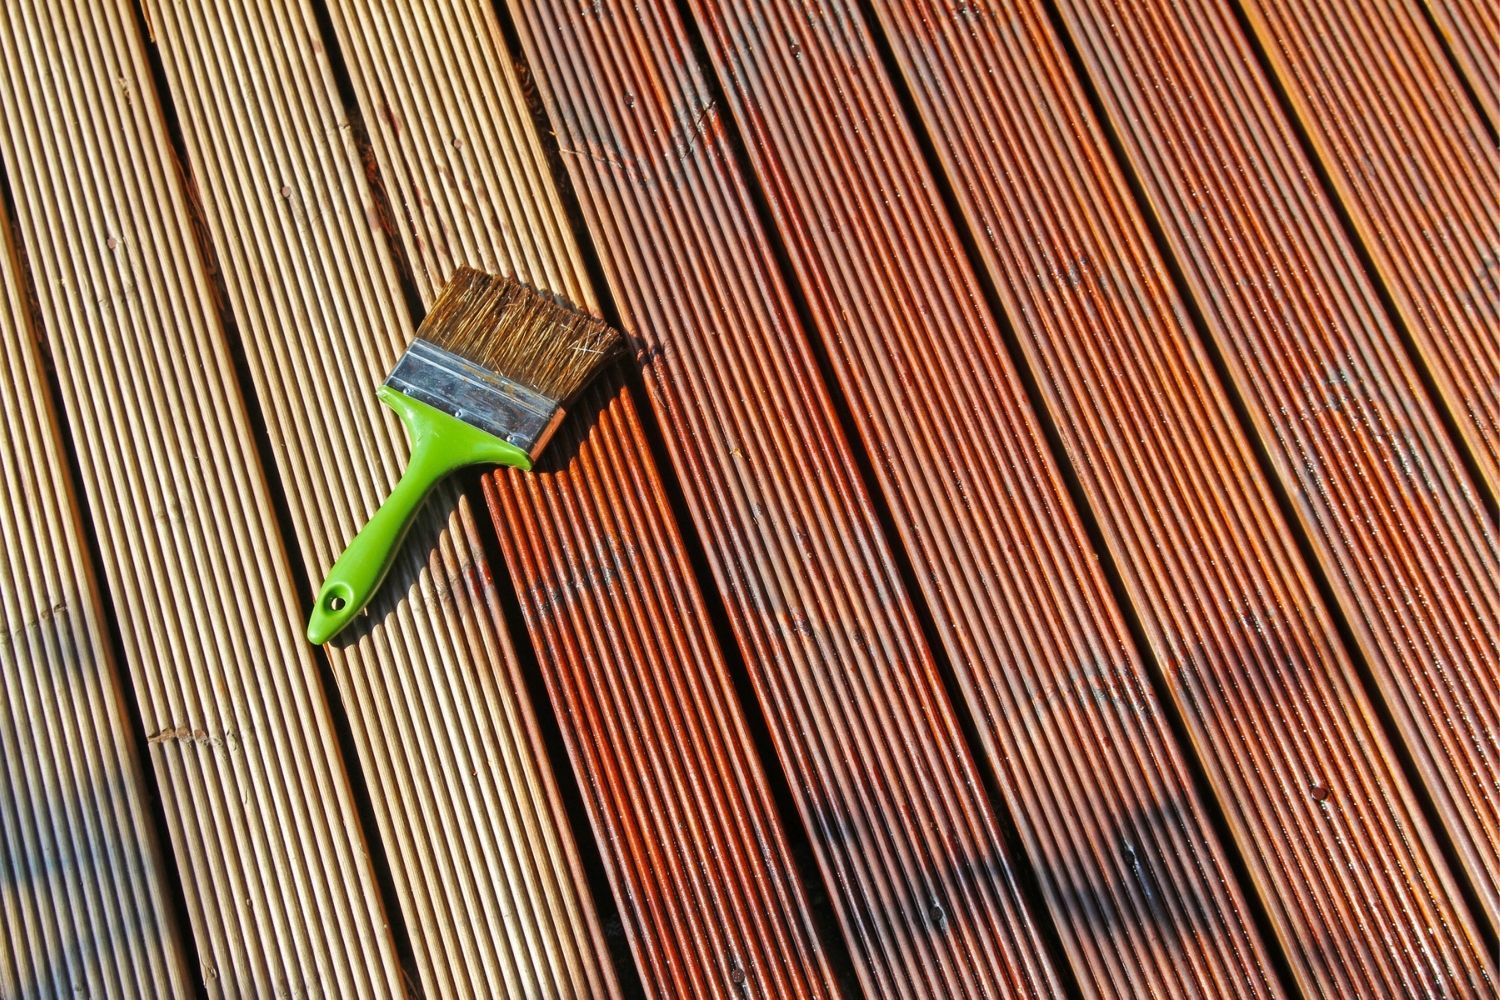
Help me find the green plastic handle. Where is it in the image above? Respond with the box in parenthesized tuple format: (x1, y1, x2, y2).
(306, 386, 531, 644)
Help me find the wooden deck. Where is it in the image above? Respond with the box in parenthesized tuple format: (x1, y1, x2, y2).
(0, 0, 1495, 996)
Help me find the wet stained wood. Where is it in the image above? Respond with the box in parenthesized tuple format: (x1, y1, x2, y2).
(870, 0, 1494, 994)
(1240, 0, 1500, 497)
(503, 1, 1067, 996)
(1057, 0, 1500, 940)
(680, 1, 1281, 995)
(1422, 0, 1500, 128)
(1236, 0, 1500, 929)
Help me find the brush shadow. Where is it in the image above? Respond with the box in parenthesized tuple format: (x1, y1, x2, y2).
(326, 484, 473, 651)
(528, 360, 627, 474)
(325, 354, 627, 648)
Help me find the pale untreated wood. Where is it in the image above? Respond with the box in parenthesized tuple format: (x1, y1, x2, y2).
(0, 164, 192, 1000)
(0, 0, 405, 993)
(139, 0, 622, 994)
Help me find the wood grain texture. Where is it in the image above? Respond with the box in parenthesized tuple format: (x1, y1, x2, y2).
(138, 1, 624, 994)
(312, 2, 840, 995)
(504, 1, 1073, 996)
(682, 1, 1281, 996)
(871, 1, 1495, 994)
(1059, 0, 1500, 936)
(1230, 0, 1500, 929)
(1423, 0, 1500, 128)
(1240, 0, 1500, 497)
(0, 0, 408, 994)
(0, 163, 192, 1000)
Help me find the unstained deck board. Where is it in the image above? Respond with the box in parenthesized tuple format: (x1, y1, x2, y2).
(0, 0, 406, 993)
(138, 1, 621, 993)
(0, 152, 192, 1000)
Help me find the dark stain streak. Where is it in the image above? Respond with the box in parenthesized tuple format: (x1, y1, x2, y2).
(376, 100, 401, 136)
(674, 99, 721, 162)
(1457, 248, 1500, 318)
(526, 538, 638, 621)
(0, 741, 168, 994)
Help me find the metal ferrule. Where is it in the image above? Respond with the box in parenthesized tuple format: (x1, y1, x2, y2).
(385, 338, 564, 457)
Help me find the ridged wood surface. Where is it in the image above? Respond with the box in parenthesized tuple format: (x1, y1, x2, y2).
(0, 0, 405, 993)
(505, 1, 1067, 995)
(1059, 0, 1500, 937)
(139, 1, 622, 994)
(0, 172, 192, 999)
(1241, 0, 1500, 496)
(319, 2, 838, 995)
(872, 1, 1495, 994)
(3, 0, 1494, 994)
(1423, 0, 1500, 127)
(683, 1, 1280, 996)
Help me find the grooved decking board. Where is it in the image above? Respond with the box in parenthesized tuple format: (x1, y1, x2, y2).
(0, 181, 191, 998)
(1424, 0, 1500, 127)
(0, 0, 405, 993)
(1240, 0, 1500, 497)
(505, 1, 1067, 996)
(317, 2, 839, 995)
(683, 2, 1279, 996)
(1054, 0, 1500, 934)
(139, 2, 625, 995)
(870, 2, 1494, 995)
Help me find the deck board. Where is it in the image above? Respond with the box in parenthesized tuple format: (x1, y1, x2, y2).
(315, 1, 839, 994)
(1241, 0, 1500, 497)
(1057, 0, 1500, 937)
(506, 1, 1071, 996)
(872, 1, 1494, 994)
(0, 162, 192, 1000)
(138, 1, 623, 993)
(0, 0, 405, 992)
(1423, 0, 1500, 128)
(682, 2, 1281, 995)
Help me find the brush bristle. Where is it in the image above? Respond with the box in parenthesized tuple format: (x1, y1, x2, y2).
(420, 268, 621, 402)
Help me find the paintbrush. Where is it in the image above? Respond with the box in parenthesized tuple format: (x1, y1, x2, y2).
(306, 267, 621, 644)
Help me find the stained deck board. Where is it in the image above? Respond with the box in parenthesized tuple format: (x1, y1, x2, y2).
(0, 0, 405, 993)
(506, 1, 1069, 995)
(1052, 0, 1500, 938)
(316, 1, 838, 995)
(871, 0, 1493, 994)
(682, 1, 1279, 995)
(138, 1, 620, 994)
(1240, 0, 1500, 498)
(0, 163, 192, 999)
(1423, 0, 1500, 128)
